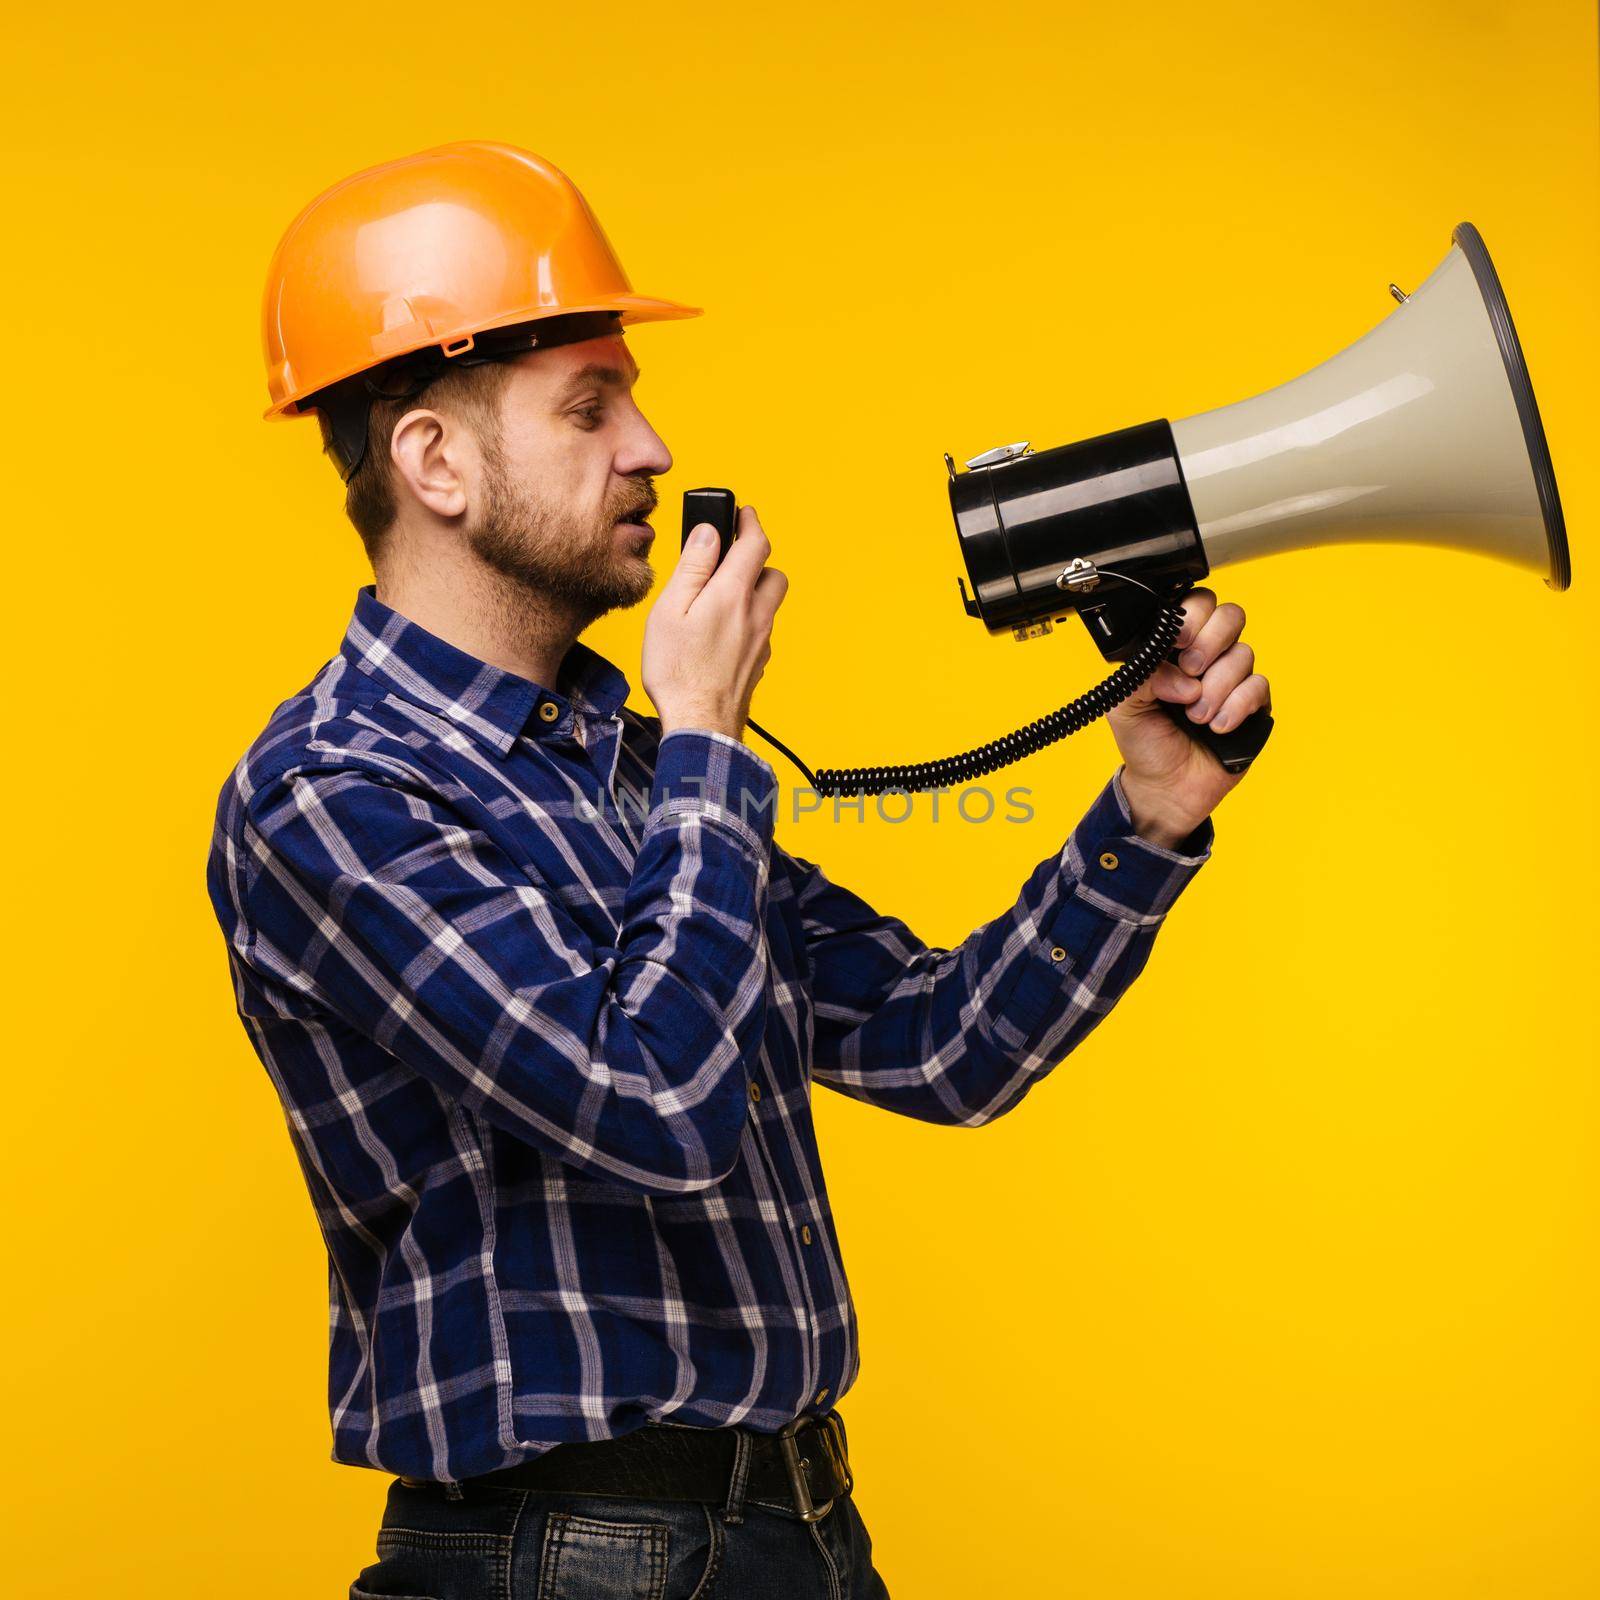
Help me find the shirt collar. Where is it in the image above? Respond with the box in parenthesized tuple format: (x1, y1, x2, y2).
(337, 584, 633, 758)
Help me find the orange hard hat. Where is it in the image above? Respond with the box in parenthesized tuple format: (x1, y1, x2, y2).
(261, 140, 700, 466)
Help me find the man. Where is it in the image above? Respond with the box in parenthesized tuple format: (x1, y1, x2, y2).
(207, 142, 1271, 1599)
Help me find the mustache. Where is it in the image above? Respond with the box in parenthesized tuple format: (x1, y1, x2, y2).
(613, 482, 659, 523)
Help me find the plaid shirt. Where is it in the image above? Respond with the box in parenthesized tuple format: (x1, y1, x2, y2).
(205, 583, 1213, 1483)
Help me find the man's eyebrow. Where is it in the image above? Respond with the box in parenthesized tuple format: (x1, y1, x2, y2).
(556, 362, 641, 398)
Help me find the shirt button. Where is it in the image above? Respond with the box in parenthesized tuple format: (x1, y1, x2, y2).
(815, 1388, 829, 1406)
(748, 1081, 762, 1104)
(537, 701, 560, 723)
(1099, 851, 1119, 870)
(1050, 946, 1067, 963)
(801, 1225, 813, 1245)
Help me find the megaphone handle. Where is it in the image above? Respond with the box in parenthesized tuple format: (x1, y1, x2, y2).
(1161, 700, 1274, 775)
(1084, 589, 1275, 775)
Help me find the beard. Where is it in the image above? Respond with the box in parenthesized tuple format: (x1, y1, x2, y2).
(466, 440, 657, 625)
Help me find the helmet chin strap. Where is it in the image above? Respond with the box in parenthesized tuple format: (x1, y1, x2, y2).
(309, 310, 624, 482)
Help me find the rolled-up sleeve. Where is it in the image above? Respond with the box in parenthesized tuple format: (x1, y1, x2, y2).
(236, 731, 779, 1194)
(786, 768, 1212, 1126)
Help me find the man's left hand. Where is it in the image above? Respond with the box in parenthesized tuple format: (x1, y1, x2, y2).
(1104, 588, 1271, 849)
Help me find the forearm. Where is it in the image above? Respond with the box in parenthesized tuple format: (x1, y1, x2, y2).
(1120, 767, 1215, 850)
(807, 770, 1212, 1123)
(554, 730, 779, 1184)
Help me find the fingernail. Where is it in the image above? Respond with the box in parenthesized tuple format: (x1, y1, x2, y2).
(690, 524, 717, 549)
(1181, 648, 1204, 673)
(1191, 699, 1210, 722)
(1212, 709, 1233, 732)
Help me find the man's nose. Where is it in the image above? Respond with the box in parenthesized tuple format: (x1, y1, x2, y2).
(615, 408, 672, 477)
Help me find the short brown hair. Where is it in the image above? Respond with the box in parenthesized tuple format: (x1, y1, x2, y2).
(317, 359, 516, 562)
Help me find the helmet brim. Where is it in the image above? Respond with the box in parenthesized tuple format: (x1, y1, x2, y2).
(266, 292, 702, 420)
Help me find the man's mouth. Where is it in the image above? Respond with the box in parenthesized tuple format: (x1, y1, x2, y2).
(615, 507, 654, 530)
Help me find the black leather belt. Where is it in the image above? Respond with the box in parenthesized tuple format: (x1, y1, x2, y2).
(424, 1412, 853, 1523)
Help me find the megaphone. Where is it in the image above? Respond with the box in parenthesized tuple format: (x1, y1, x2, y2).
(936, 221, 1568, 780)
(691, 223, 1569, 799)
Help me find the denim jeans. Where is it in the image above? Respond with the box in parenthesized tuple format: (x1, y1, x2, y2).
(348, 1448, 891, 1599)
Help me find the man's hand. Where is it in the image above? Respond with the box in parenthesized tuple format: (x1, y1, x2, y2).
(642, 505, 788, 740)
(1104, 588, 1271, 849)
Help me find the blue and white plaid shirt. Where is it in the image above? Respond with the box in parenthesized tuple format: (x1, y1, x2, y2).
(206, 583, 1213, 1484)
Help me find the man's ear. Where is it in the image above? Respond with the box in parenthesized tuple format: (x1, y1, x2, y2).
(389, 407, 470, 519)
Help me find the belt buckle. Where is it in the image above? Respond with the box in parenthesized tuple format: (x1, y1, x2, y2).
(777, 1413, 852, 1523)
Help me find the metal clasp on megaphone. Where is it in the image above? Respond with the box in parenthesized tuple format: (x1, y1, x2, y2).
(944, 441, 1036, 480)
(964, 441, 1033, 470)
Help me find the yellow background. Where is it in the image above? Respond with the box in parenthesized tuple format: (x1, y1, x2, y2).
(6, 1, 1597, 1595)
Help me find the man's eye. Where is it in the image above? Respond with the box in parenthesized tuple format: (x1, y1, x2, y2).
(572, 404, 604, 428)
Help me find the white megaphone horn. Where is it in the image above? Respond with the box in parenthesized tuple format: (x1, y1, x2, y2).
(940, 221, 1569, 775)
(717, 223, 1570, 798)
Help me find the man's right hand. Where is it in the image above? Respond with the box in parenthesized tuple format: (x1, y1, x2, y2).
(642, 505, 787, 740)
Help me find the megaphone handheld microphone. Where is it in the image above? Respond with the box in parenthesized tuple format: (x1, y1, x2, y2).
(689, 222, 1570, 799)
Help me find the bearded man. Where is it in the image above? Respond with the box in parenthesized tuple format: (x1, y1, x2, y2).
(206, 142, 1271, 1600)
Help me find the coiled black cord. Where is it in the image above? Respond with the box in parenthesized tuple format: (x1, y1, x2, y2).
(745, 597, 1186, 798)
